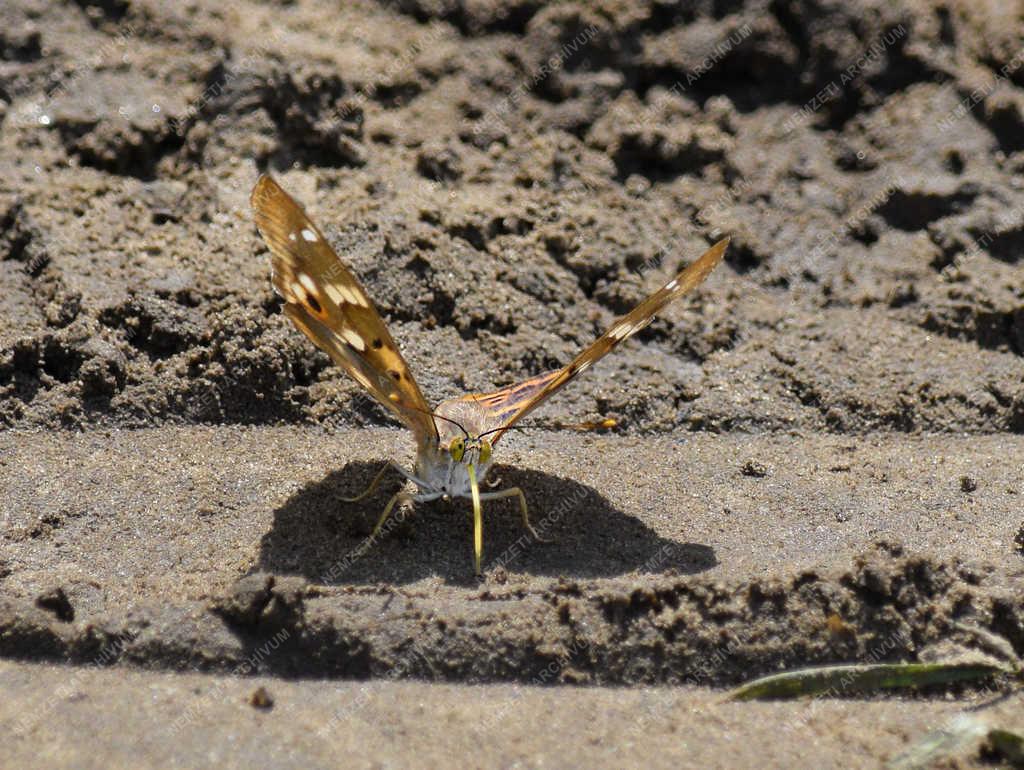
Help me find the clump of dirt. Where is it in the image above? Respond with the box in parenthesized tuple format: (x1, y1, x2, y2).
(1, 0, 1020, 435)
(0, 542, 1020, 686)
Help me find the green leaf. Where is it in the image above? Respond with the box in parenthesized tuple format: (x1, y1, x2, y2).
(728, 661, 1011, 701)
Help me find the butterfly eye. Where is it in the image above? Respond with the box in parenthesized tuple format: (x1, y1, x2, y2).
(449, 437, 465, 461)
(478, 439, 492, 464)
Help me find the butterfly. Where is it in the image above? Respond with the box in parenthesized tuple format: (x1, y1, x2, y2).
(251, 174, 729, 575)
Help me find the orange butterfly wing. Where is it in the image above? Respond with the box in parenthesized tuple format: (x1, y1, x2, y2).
(251, 174, 438, 450)
(435, 238, 729, 444)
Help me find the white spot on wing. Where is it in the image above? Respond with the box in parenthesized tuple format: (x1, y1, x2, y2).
(288, 232, 297, 242)
(665, 278, 679, 291)
(298, 273, 318, 296)
(301, 228, 318, 242)
(324, 284, 344, 305)
(339, 327, 366, 351)
(337, 283, 367, 307)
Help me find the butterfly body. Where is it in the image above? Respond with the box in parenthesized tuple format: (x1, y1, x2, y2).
(251, 174, 729, 575)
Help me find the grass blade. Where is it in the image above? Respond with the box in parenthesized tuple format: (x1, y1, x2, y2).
(728, 661, 1010, 701)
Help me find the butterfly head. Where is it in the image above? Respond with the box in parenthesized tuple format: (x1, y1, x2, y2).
(415, 418, 496, 500)
(429, 434, 491, 500)
(428, 411, 494, 476)
(447, 435, 492, 467)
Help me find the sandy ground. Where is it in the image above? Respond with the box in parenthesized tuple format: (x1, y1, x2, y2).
(6, 660, 1024, 770)
(1, 0, 1023, 767)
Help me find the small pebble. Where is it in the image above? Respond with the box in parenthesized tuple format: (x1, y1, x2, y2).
(249, 686, 274, 710)
(742, 460, 770, 478)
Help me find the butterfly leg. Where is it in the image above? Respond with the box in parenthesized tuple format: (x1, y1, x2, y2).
(480, 487, 554, 544)
(371, 489, 443, 540)
(342, 461, 402, 503)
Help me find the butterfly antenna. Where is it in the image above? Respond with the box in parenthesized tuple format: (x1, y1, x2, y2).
(475, 425, 530, 441)
(435, 412, 471, 439)
(407, 404, 470, 439)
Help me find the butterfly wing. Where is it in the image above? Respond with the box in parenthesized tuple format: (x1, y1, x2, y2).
(251, 174, 438, 450)
(435, 237, 729, 444)
(433, 370, 561, 442)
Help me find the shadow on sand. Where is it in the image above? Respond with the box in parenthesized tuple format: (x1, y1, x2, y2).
(257, 460, 716, 585)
